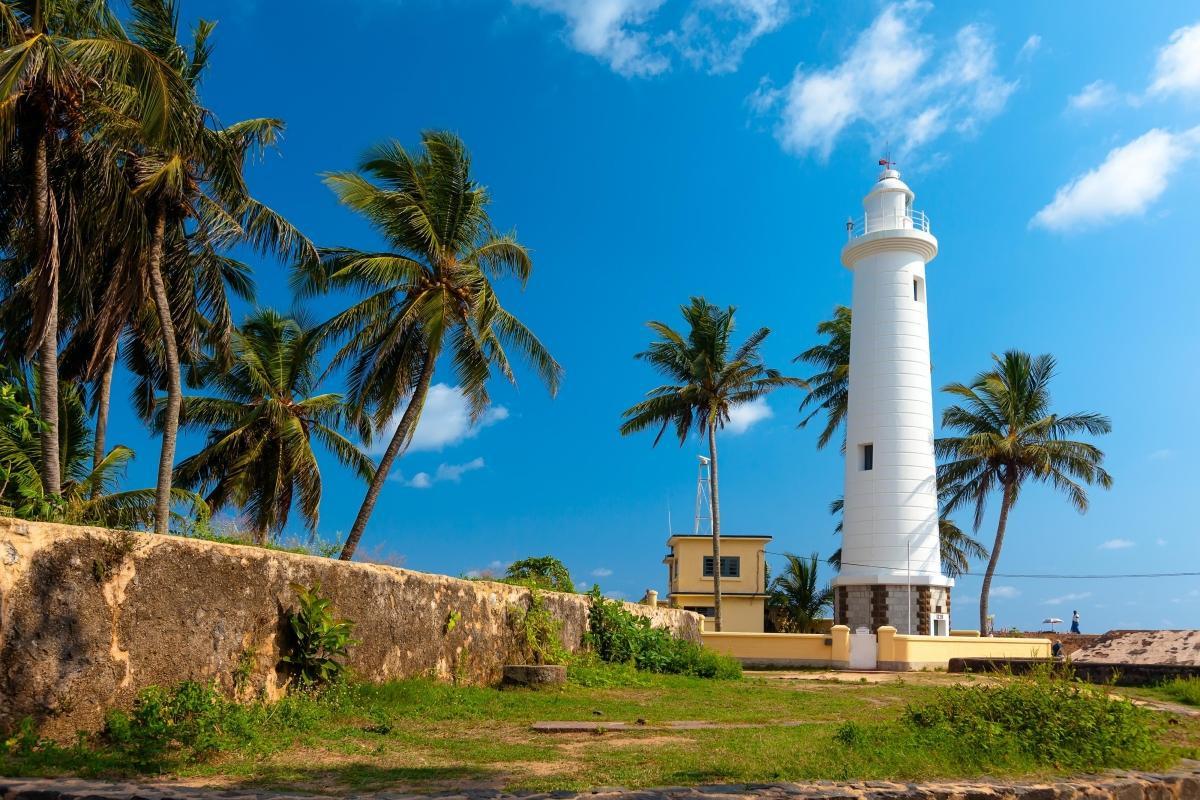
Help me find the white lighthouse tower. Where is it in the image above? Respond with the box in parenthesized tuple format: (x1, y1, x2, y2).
(831, 165, 952, 637)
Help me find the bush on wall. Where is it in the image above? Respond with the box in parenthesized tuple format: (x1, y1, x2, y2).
(585, 587, 740, 679)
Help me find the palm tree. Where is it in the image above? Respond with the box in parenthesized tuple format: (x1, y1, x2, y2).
(171, 310, 373, 544)
(0, 365, 203, 526)
(296, 131, 562, 561)
(937, 351, 1112, 634)
(767, 552, 832, 633)
(0, 0, 186, 496)
(794, 306, 850, 450)
(121, 0, 313, 534)
(935, 512, 990, 580)
(619, 297, 805, 631)
(826, 492, 989, 579)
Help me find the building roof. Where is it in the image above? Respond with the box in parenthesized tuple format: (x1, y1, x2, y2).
(666, 533, 772, 545)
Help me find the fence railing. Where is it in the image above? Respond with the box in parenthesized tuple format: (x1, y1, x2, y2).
(846, 210, 931, 240)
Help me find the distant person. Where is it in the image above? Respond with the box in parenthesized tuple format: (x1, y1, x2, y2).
(1070, 610, 1080, 634)
(1051, 640, 1064, 659)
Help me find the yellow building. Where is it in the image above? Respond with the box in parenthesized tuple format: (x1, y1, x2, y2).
(663, 534, 771, 632)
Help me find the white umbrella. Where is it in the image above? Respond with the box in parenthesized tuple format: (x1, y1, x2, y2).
(1042, 617, 1063, 632)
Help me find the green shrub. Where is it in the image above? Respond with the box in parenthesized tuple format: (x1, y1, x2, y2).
(1158, 676, 1200, 706)
(585, 588, 741, 679)
(504, 556, 576, 593)
(281, 582, 358, 687)
(103, 681, 252, 765)
(903, 673, 1162, 769)
(508, 589, 568, 665)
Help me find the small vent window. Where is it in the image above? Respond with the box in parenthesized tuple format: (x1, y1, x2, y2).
(703, 556, 741, 578)
(861, 443, 874, 471)
(913, 276, 925, 302)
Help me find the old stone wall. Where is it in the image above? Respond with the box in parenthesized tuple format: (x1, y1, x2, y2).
(0, 518, 701, 738)
(834, 584, 948, 635)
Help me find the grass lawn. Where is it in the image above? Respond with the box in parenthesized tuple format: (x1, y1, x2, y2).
(3, 666, 1198, 795)
(1117, 677, 1200, 709)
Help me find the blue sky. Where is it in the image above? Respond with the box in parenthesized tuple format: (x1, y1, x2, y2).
(105, 0, 1200, 632)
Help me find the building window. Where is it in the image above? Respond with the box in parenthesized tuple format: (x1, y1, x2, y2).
(703, 556, 741, 578)
(913, 276, 925, 302)
(861, 443, 874, 471)
(684, 606, 716, 618)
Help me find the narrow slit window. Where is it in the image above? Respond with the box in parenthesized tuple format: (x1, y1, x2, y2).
(861, 443, 874, 471)
(913, 276, 925, 302)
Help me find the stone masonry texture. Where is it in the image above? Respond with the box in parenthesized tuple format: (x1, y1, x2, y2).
(0, 518, 700, 738)
(0, 766, 1198, 800)
(833, 584, 949, 634)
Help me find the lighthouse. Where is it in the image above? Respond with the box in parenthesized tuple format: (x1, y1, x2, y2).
(831, 166, 952, 637)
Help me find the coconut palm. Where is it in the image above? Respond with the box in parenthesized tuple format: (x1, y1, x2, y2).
(0, 0, 187, 496)
(936, 351, 1112, 634)
(619, 297, 806, 631)
(767, 552, 832, 633)
(825, 492, 989, 579)
(296, 131, 561, 561)
(795, 305, 850, 451)
(0, 365, 203, 526)
(119, 0, 313, 534)
(170, 310, 372, 544)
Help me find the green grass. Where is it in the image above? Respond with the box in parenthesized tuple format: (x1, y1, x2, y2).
(1119, 677, 1200, 708)
(1158, 677, 1200, 706)
(2, 666, 1195, 794)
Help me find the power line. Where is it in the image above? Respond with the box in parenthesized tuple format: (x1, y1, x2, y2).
(762, 550, 1200, 580)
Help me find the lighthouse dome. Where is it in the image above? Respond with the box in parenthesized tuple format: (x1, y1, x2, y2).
(866, 168, 914, 201)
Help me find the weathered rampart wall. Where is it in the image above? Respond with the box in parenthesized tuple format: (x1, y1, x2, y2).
(0, 518, 700, 737)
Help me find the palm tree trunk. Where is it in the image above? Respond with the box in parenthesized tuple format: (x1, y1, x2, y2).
(31, 132, 61, 497)
(146, 209, 181, 535)
(91, 340, 118, 491)
(708, 424, 723, 633)
(339, 353, 436, 561)
(979, 481, 1015, 635)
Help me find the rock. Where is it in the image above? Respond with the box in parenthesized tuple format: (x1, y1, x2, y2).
(502, 664, 566, 688)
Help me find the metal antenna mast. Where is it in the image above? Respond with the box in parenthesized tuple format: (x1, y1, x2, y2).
(693, 455, 712, 535)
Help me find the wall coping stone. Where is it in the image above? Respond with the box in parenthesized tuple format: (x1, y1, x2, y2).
(0, 765, 1197, 800)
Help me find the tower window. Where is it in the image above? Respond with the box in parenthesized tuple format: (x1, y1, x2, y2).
(861, 443, 874, 471)
(703, 556, 741, 578)
(913, 276, 925, 302)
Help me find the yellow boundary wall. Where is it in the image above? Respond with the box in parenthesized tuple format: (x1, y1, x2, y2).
(703, 625, 1050, 671)
(702, 630, 845, 668)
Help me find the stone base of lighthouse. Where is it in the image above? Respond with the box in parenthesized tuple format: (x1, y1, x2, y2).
(833, 581, 951, 636)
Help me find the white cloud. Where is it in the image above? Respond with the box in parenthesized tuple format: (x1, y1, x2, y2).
(435, 457, 486, 483)
(1149, 21, 1200, 97)
(591, 567, 614, 577)
(752, 2, 1015, 160)
(397, 457, 487, 489)
(990, 585, 1020, 599)
(1016, 34, 1042, 62)
(670, 0, 791, 74)
(726, 397, 773, 434)
(1148, 448, 1175, 461)
(517, 0, 789, 77)
(1156, 537, 1168, 546)
(517, 0, 669, 77)
(465, 560, 506, 579)
(1067, 80, 1119, 113)
(370, 384, 509, 455)
(1043, 591, 1092, 606)
(1098, 538, 1135, 550)
(1031, 127, 1200, 231)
